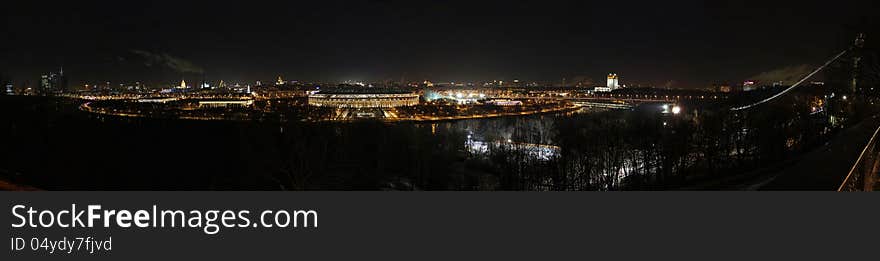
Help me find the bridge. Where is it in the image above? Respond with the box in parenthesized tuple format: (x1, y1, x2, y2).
(727, 33, 879, 191)
(529, 94, 721, 103)
(838, 117, 880, 191)
(570, 101, 634, 109)
(514, 91, 728, 111)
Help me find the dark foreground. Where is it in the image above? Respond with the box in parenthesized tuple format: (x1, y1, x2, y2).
(1, 92, 871, 190)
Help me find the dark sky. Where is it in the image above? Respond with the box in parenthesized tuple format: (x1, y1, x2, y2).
(2, 0, 878, 88)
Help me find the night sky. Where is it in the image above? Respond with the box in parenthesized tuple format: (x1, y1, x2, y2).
(2, 0, 878, 88)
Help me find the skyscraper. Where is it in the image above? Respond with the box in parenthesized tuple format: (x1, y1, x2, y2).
(39, 68, 67, 95)
(607, 73, 620, 90)
(5, 81, 14, 95)
(39, 74, 53, 95)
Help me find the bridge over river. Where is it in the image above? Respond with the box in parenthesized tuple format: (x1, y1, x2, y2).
(690, 34, 880, 191)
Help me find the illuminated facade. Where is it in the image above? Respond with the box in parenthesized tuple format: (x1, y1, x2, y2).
(743, 81, 756, 91)
(198, 100, 254, 108)
(593, 86, 612, 92)
(607, 73, 620, 90)
(485, 99, 522, 106)
(308, 92, 420, 108)
(39, 68, 67, 95)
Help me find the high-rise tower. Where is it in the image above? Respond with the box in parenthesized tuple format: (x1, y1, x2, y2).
(851, 33, 865, 93)
(607, 73, 620, 90)
(38, 67, 67, 95)
(4, 81, 12, 95)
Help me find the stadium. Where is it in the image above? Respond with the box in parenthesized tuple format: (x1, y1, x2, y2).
(308, 89, 420, 108)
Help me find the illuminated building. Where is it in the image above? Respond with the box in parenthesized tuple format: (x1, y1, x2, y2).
(5, 82, 13, 95)
(39, 68, 67, 95)
(593, 86, 612, 92)
(485, 99, 522, 106)
(198, 100, 254, 108)
(39, 75, 52, 94)
(743, 81, 756, 91)
(308, 89, 419, 108)
(607, 73, 620, 90)
(276, 76, 285, 86)
(178, 79, 188, 89)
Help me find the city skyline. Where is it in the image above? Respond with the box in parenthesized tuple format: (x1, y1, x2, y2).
(2, 0, 880, 193)
(3, 1, 878, 88)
